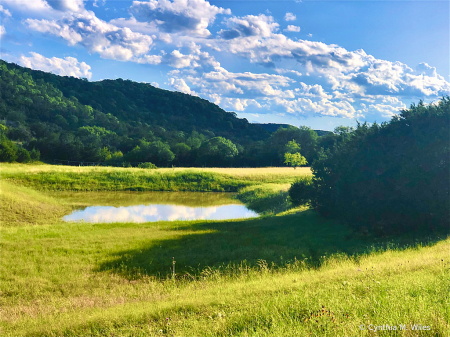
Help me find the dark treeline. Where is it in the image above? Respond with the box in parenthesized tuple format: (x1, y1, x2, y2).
(0, 60, 333, 167)
(290, 97, 450, 235)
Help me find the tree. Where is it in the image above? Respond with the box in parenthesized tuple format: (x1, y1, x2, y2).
(198, 136, 238, 166)
(311, 97, 450, 235)
(284, 152, 307, 169)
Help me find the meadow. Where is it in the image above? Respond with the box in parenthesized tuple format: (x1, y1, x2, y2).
(1, 163, 448, 336)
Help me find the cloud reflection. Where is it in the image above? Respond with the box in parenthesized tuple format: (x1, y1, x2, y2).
(63, 204, 258, 223)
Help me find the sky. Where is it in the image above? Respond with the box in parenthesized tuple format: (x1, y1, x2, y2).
(0, 0, 448, 131)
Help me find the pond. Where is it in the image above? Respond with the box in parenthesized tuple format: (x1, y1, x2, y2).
(56, 191, 258, 223)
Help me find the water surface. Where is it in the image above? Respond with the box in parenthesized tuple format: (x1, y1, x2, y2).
(58, 191, 258, 223)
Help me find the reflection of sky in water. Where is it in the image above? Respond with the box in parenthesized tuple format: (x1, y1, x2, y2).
(63, 204, 258, 223)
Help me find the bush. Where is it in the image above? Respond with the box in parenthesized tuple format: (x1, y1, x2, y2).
(16, 147, 31, 163)
(0, 138, 17, 162)
(288, 178, 313, 206)
(311, 97, 450, 235)
(30, 148, 40, 161)
(137, 162, 157, 169)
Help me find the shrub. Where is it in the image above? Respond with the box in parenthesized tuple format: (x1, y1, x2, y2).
(0, 138, 17, 162)
(288, 177, 313, 206)
(311, 97, 450, 235)
(16, 147, 31, 163)
(138, 162, 157, 169)
(30, 148, 40, 161)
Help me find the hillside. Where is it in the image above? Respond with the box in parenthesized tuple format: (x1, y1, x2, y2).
(0, 61, 268, 143)
(0, 60, 329, 167)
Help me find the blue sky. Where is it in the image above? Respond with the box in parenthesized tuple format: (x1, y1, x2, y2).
(1, 0, 448, 131)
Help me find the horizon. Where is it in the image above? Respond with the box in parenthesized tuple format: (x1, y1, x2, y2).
(1, 0, 448, 131)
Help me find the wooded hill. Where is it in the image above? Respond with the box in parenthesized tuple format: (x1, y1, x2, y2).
(0, 60, 328, 167)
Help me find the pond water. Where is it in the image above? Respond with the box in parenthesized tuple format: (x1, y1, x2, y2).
(57, 191, 258, 223)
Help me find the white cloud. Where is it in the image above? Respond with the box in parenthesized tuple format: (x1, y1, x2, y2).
(284, 25, 300, 33)
(272, 97, 356, 118)
(0, 25, 5, 37)
(46, 0, 85, 12)
(415, 62, 438, 78)
(186, 66, 295, 99)
(160, 44, 220, 70)
(345, 59, 450, 97)
(0, 5, 12, 17)
(219, 14, 278, 40)
(275, 68, 302, 77)
(129, 0, 231, 37)
(368, 103, 400, 118)
(18, 52, 92, 79)
(26, 11, 154, 61)
(284, 12, 296, 21)
(295, 83, 332, 99)
(169, 77, 192, 94)
(1, 0, 52, 14)
(136, 54, 163, 65)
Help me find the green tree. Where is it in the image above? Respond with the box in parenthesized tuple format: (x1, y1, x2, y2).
(0, 136, 17, 162)
(198, 136, 238, 166)
(311, 97, 450, 235)
(284, 152, 307, 169)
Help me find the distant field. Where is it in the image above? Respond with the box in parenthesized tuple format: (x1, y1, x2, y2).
(1, 164, 448, 336)
(1, 163, 311, 192)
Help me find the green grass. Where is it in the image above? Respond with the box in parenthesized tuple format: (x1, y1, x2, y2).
(0, 180, 72, 226)
(1, 163, 311, 192)
(1, 164, 448, 336)
(235, 175, 312, 214)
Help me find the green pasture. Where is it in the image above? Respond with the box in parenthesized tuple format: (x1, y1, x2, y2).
(1, 164, 448, 336)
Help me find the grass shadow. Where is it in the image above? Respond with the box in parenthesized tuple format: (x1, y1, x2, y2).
(97, 209, 447, 280)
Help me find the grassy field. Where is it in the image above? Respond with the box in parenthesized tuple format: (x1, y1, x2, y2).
(1, 164, 448, 336)
(1, 163, 311, 192)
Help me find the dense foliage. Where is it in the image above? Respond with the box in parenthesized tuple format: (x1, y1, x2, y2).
(309, 98, 450, 234)
(0, 60, 321, 167)
(289, 177, 313, 206)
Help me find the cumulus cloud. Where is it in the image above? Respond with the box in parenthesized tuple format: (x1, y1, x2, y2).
(415, 62, 438, 78)
(275, 68, 302, 77)
(272, 97, 356, 118)
(217, 18, 450, 99)
(185, 66, 295, 99)
(129, 0, 231, 37)
(0, 25, 5, 37)
(295, 83, 332, 99)
(26, 12, 154, 61)
(169, 77, 192, 94)
(1, 0, 52, 14)
(16, 1, 450, 120)
(18, 52, 92, 79)
(219, 14, 278, 40)
(346, 59, 450, 97)
(284, 25, 300, 32)
(160, 44, 220, 71)
(46, 0, 85, 12)
(136, 54, 163, 65)
(284, 12, 296, 21)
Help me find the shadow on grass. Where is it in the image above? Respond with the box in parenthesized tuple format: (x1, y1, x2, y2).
(97, 209, 447, 280)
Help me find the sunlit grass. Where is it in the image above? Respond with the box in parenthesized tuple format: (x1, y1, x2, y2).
(1, 164, 448, 336)
(2, 215, 448, 336)
(1, 163, 311, 192)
